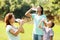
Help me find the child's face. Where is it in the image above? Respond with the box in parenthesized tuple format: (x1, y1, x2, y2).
(47, 21, 52, 28)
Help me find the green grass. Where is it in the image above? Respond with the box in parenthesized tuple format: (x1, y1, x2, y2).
(0, 21, 60, 40)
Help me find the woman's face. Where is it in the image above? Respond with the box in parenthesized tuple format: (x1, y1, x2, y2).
(37, 6, 42, 15)
(9, 15, 15, 23)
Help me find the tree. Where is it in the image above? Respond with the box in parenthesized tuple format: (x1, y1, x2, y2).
(31, 0, 37, 5)
(13, 2, 31, 18)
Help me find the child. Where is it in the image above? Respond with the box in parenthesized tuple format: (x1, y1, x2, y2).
(39, 15, 55, 40)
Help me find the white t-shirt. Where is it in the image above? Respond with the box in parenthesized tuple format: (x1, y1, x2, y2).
(43, 27, 54, 40)
(6, 25, 20, 40)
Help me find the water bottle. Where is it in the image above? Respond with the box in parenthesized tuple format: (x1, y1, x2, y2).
(15, 19, 24, 23)
(31, 8, 37, 11)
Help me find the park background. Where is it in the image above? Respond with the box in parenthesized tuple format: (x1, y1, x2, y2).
(0, 0, 60, 40)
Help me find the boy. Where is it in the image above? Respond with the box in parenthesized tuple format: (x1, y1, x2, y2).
(39, 15, 55, 40)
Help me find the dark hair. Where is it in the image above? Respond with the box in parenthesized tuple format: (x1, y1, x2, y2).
(47, 14, 54, 20)
(4, 13, 13, 25)
(51, 22, 55, 28)
(39, 5, 43, 15)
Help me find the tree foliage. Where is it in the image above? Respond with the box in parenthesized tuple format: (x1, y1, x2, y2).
(0, 0, 60, 21)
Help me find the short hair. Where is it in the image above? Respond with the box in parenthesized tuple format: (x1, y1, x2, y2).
(47, 15, 54, 20)
(51, 22, 55, 28)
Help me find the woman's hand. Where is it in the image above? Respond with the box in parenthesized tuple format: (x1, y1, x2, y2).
(19, 26, 24, 33)
(19, 19, 24, 26)
(18, 19, 24, 33)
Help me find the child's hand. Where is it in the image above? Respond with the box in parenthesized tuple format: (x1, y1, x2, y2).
(39, 26, 42, 28)
(41, 18, 45, 22)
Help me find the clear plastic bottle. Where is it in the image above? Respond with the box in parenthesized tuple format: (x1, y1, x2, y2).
(15, 19, 24, 23)
(31, 8, 37, 11)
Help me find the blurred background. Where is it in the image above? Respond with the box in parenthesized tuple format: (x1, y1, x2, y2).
(0, 0, 60, 40)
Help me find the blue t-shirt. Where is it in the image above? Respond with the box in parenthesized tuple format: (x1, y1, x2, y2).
(32, 13, 47, 35)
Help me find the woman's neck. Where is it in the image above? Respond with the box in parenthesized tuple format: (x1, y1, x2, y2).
(10, 22, 13, 26)
(37, 12, 41, 16)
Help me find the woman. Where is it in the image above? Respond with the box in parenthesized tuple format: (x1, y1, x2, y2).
(4, 13, 24, 40)
(25, 6, 47, 40)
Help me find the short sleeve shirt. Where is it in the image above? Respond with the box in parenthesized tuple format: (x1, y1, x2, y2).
(31, 13, 47, 35)
(6, 25, 19, 40)
(43, 27, 54, 40)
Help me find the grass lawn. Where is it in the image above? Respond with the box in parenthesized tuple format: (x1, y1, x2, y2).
(0, 21, 60, 40)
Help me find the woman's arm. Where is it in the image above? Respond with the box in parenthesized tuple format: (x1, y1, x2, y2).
(9, 26, 24, 36)
(25, 8, 32, 17)
(9, 21, 24, 36)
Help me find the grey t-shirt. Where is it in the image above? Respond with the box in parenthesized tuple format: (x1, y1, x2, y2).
(43, 27, 54, 40)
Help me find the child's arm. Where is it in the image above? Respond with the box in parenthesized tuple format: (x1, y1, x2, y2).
(50, 30, 54, 40)
(39, 18, 47, 28)
(50, 36, 53, 40)
(39, 23, 42, 29)
(43, 19, 47, 27)
(39, 20, 43, 29)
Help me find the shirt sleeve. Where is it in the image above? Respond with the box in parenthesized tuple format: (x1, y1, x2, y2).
(31, 14, 36, 19)
(49, 29, 54, 36)
(42, 15, 47, 20)
(7, 25, 12, 32)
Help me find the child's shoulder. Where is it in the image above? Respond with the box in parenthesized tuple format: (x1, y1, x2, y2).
(49, 28, 54, 36)
(45, 27, 54, 32)
(49, 28, 54, 33)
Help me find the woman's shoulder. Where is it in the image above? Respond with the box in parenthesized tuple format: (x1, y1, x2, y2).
(6, 25, 12, 29)
(6, 25, 12, 32)
(6, 25, 11, 26)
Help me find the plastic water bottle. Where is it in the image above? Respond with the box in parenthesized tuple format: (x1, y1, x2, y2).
(15, 19, 24, 23)
(31, 8, 37, 11)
